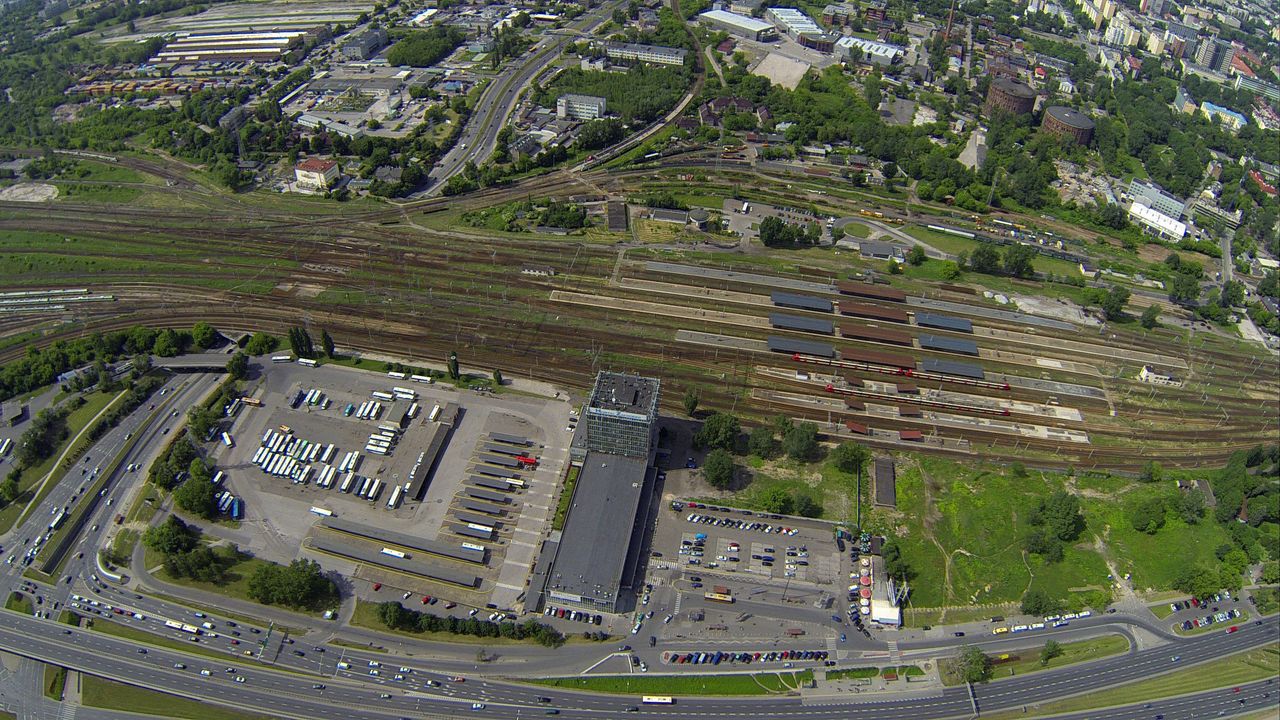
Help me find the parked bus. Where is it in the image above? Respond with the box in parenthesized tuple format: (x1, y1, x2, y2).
(406, 403, 420, 419)
(410, 374, 433, 384)
(211, 471, 225, 486)
(642, 697, 675, 705)
(378, 423, 400, 435)
(365, 445, 388, 456)
(271, 355, 292, 363)
(391, 386, 415, 397)
(703, 592, 735, 604)
(356, 477, 372, 498)
(339, 474, 354, 493)
(309, 506, 333, 517)
(344, 403, 355, 417)
(387, 485, 403, 509)
(461, 542, 485, 552)
(372, 391, 394, 401)
(298, 358, 317, 367)
(466, 522, 495, 534)
(241, 396, 262, 407)
(320, 444, 336, 464)
(221, 432, 234, 448)
(428, 405, 441, 422)
(380, 547, 406, 558)
(0, 438, 10, 457)
(230, 498, 243, 520)
(387, 371, 407, 380)
(366, 479, 383, 502)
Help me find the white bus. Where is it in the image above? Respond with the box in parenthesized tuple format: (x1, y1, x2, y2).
(387, 485, 403, 509)
(339, 474, 354, 493)
(380, 547, 406, 558)
(387, 371, 407, 380)
(0, 438, 13, 456)
(211, 471, 225, 486)
(406, 403, 420, 419)
(410, 374, 433, 384)
(348, 453, 361, 473)
(252, 447, 266, 464)
(271, 355, 292, 363)
(320, 444, 336, 464)
(368, 403, 382, 420)
(461, 542, 485, 552)
(392, 386, 415, 397)
(378, 423, 401, 435)
(642, 697, 675, 705)
(371, 391, 394, 401)
(428, 405, 441, 422)
(357, 477, 372, 498)
(466, 522, 495, 534)
(221, 432, 234, 448)
(365, 444, 388, 455)
(306, 444, 321, 463)
(366, 479, 383, 502)
(298, 358, 317, 367)
(309, 506, 333, 517)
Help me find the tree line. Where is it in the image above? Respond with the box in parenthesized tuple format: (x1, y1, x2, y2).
(375, 601, 565, 647)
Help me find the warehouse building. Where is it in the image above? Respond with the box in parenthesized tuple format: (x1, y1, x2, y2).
(544, 372, 660, 613)
(557, 93, 608, 120)
(603, 42, 688, 66)
(698, 9, 778, 41)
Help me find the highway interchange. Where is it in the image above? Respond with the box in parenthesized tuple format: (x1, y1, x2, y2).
(0, 361, 1274, 719)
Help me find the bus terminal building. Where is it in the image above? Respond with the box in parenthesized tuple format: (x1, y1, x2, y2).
(542, 372, 661, 613)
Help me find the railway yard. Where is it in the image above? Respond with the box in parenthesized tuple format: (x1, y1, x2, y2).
(0, 153, 1276, 478)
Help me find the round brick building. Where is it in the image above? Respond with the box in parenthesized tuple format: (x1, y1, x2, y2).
(984, 77, 1037, 116)
(1040, 105, 1095, 146)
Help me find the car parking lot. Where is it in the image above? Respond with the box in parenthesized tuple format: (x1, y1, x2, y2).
(662, 648, 831, 668)
(1164, 592, 1248, 632)
(665, 503, 839, 584)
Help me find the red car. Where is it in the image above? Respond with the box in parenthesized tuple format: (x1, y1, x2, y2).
(1227, 626, 1239, 633)
(373, 583, 382, 591)
(422, 596, 432, 605)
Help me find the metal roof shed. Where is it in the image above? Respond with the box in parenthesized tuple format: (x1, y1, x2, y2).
(769, 313, 835, 334)
(915, 312, 973, 333)
(771, 291, 834, 313)
(919, 358, 985, 379)
(919, 334, 979, 356)
(767, 336, 836, 358)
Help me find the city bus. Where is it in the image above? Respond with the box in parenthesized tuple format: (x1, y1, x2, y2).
(410, 374, 433, 384)
(387, 371, 407, 380)
(221, 432, 234, 448)
(703, 592, 735, 604)
(271, 355, 292, 363)
(298, 358, 317, 367)
(642, 697, 675, 705)
(372, 391, 394, 402)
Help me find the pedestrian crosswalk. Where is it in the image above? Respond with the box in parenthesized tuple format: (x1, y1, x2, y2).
(887, 639, 902, 664)
(58, 700, 77, 720)
(672, 591, 684, 616)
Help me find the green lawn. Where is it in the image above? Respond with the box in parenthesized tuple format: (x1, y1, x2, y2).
(981, 644, 1280, 719)
(840, 222, 871, 238)
(348, 599, 565, 646)
(43, 664, 66, 700)
(1149, 602, 1176, 619)
(552, 465, 581, 531)
(127, 486, 162, 524)
(81, 675, 276, 720)
(59, 610, 84, 625)
(151, 543, 325, 618)
(941, 634, 1130, 685)
(5, 592, 34, 615)
(900, 225, 1082, 277)
(525, 669, 814, 695)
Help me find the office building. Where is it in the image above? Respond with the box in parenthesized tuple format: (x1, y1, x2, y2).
(556, 94, 607, 120)
(342, 28, 387, 60)
(1200, 101, 1247, 133)
(603, 42, 688, 66)
(1128, 202, 1186, 241)
(1128, 180, 1186, 219)
(583, 372, 660, 458)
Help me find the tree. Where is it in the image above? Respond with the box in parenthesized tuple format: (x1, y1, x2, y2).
(695, 413, 740, 451)
(1040, 639, 1063, 667)
(906, 245, 927, 266)
(1038, 491, 1085, 541)
(1002, 244, 1037, 279)
(1141, 460, 1163, 482)
(153, 329, 180, 357)
(174, 462, 218, 519)
(1260, 561, 1280, 585)
(1168, 273, 1200, 305)
(447, 351, 460, 380)
(792, 489, 822, 517)
(1220, 280, 1245, 308)
(781, 422, 819, 461)
(288, 326, 314, 358)
(386, 26, 466, 67)
(702, 449, 734, 490)
(940, 260, 963, 280)
(881, 539, 910, 580)
(320, 329, 335, 357)
(955, 646, 993, 683)
(185, 406, 218, 443)
(1021, 588, 1059, 616)
(143, 515, 198, 556)
(1100, 285, 1130, 320)
(492, 369, 503, 386)
(191, 322, 217, 349)
(247, 558, 335, 609)
(830, 442, 871, 475)
(226, 352, 249, 380)
(748, 425, 776, 458)
(968, 244, 1002, 274)
(1140, 304, 1160, 329)
(1175, 489, 1205, 524)
(682, 387, 700, 416)
(1130, 496, 1167, 534)
(758, 486, 793, 514)
(1023, 528, 1065, 562)
(1173, 563, 1222, 600)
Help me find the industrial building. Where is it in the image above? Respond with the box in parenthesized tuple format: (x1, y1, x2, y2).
(1127, 202, 1187, 241)
(556, 93, 607, 120)
(765, 7, 820, 37)
(835, 36, 904, 65)
(603, 42, 688, 66)
(543, 372, 660, 613)
(984, 77, 1037, 116)
(150, 30, 309, 64)
(1040, 105, 1095, 145)
(341, 28, 387, 60)
(697, 9, 778, 41)
(1128, 179, 1186, 219)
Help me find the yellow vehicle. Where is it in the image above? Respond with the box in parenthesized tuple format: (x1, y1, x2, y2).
(279, 424, 292, 434)
(992, 626, 1010, 635)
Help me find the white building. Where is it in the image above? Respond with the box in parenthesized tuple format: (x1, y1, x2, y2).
(294, 158, 340, 190)
(1128, 179, 1186, 219)
(835, 36, 904, 65)
(1127, 202, 1186, 241)
(603, 42, 688, 66)
(765, 7, 821, 38)
(698, 9, 777, 40)
(557, 94, 607, 120)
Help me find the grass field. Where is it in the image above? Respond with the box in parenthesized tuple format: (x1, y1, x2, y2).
(525, 669, 814, 695)
(981, 644, 1280, 719)
(151, 543, 326, 617)
(825, 667, 880, 680)
(941, 634, 1130, 685)
(127, 486, 162, 524)
(43, 664, 66, 700)
(81, 675, 276, 720)
(840, 222, 871, 238)
(6, 592, 33, 614)
(900, 225, 1083, 278)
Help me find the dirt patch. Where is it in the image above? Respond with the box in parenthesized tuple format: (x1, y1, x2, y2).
(0, 183, 58, 202)
(1010, 293, 1100, 327)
